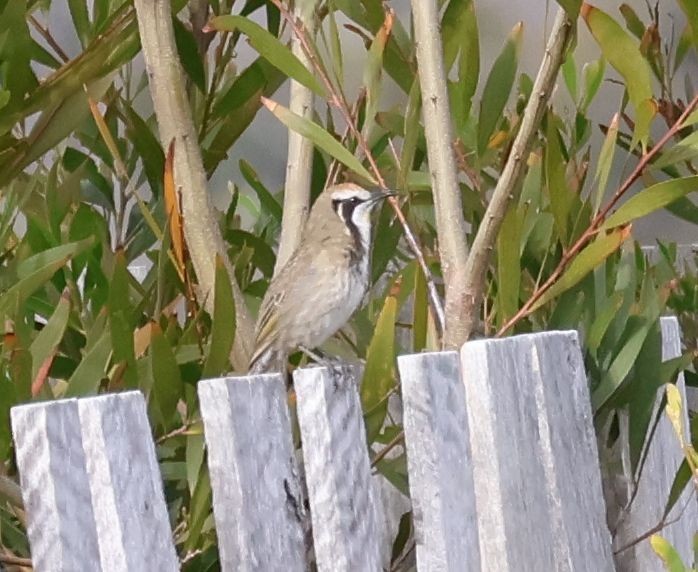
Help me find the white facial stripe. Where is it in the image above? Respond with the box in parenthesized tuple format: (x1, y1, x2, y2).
(330, 188, 372, 202)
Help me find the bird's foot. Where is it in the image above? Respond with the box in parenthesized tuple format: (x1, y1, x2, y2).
(298, 346, 348, 371)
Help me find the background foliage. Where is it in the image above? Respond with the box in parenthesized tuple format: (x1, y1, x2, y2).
(0, 0, 696, 568)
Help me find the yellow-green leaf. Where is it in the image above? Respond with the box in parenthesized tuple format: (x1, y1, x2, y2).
(497, 204, 521, 326)
(582, 3, 654, 144)
(361, 293, 397, 444)
(650, 534, 688, 572)
(202, 256, 236, 378)
(601, 176, 698, 230)
(593, 112, 619, 214)
(210, 15, 326, 97)
(30, 292, 70, 381)
(262, 97, 377, 183)
(478, 22, 522, 155)
(530, 226, 631, 313)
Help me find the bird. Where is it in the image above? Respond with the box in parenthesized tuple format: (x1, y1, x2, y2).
(248, 183, 394, 374)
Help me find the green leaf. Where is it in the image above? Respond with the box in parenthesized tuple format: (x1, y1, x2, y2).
(16, 237, 94, 280)
(593, 113, 619, 213)
(592, 316, 655, 411)
(478, 22, 522, 155)
(1, 238, 94, 319)
(361, 293, 397, 444)
(68, 0, 91, 47)
(108, 251, 137, 389)
(581, 57, 605, 112)
(653, 130, 698, 170)
(186, 432, 205, 496)
(663, 460, 693, 521)
(650, 535, 688, 572)
(29, 292, 70, 381)
(173, 17, 206, 93)
(205, 59, 286, 174)
(442, 0, 479, 128)
(557, 0, 581, 18)
(210, 15, 326, 97)
(562, 54, 577, 102)
(619, 4, 646, 39)
(582, 4, 654, 145)
(362, 10, 392, 140)
(65, 328, 112, 397)
(530, 226, 630, 313)
(496, 204, 521, 326)
(150, 323, 184, 430)
(601, 176, 698, 230)
(676, 0, 698, 50)
(239, 160, 282, 223)
(262, 97, 377, 183)
(202, 257, 236, 378)
(545, 118, 575, 242)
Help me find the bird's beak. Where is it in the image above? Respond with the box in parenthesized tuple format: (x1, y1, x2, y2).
(369, 190, 396, 204)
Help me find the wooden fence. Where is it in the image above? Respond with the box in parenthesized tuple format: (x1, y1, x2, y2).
(8, 317, 696, 571)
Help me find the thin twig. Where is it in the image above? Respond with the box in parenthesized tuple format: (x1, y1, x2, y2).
(155, 418, 201, 444)
(612, 487, 695, 554)
(269, 0, 446, 337)
(29, 15, 70, 63)
(498, 92, 698, 334)
(462, 7, 575, 340)
(371, 429, 405, 468)
(0, 553, 33, 567)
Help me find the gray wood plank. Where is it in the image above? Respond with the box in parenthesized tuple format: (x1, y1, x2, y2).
(293, 365, 382, 572)
(198, 374, 307, 572)
(613, 317, 698, 570)
(460, 331, 614, 572)
(398, 351, 480, 572)
(11, 391, 178, 572)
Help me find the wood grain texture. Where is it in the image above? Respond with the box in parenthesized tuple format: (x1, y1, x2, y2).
(198, 374, 307, 571)
(11, 391, 178, 571)
(398, 351, 480, 571)
(460, 331, 614, 572)
(294, 365, 382, 572)
(613, 317, 698, 570)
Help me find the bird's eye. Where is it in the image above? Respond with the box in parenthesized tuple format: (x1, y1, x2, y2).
(349, 197, 361, 205)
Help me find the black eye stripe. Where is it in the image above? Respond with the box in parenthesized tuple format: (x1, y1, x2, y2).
(341, 200, 357, 223)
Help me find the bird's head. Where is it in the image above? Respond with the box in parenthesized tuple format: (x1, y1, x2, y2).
(328, 184, 394, 232)
(303, 183, 394, 256)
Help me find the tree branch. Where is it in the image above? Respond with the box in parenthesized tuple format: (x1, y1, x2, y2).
(133, 0, 254, 370)
(461, 7, 575, 340)
(410, 0, 470, 349)
(275, 0, 319, 274)
(0, 475, 23, 509)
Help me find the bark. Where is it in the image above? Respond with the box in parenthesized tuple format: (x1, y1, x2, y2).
(461, 8, 574, 340)
(411, 0, 470, 348)
(134, 0, 254, 369)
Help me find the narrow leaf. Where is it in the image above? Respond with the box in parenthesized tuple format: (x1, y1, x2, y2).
(361, 291, 398, 444)
(262, 97, 377, 183)
(601, 176, 698, 230)
(209, 15, 326, 97)
(530, 226, 631, 313)
(164, 140, 186, 281)
(66, 329, 112, 397)
(202, 256, 236, 378)
(478, 22, 522, 155)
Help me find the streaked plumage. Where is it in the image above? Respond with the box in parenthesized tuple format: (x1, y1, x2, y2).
(249, 183, 391, 373)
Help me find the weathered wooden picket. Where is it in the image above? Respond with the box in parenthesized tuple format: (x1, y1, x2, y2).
(9, 319, 696, 571)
